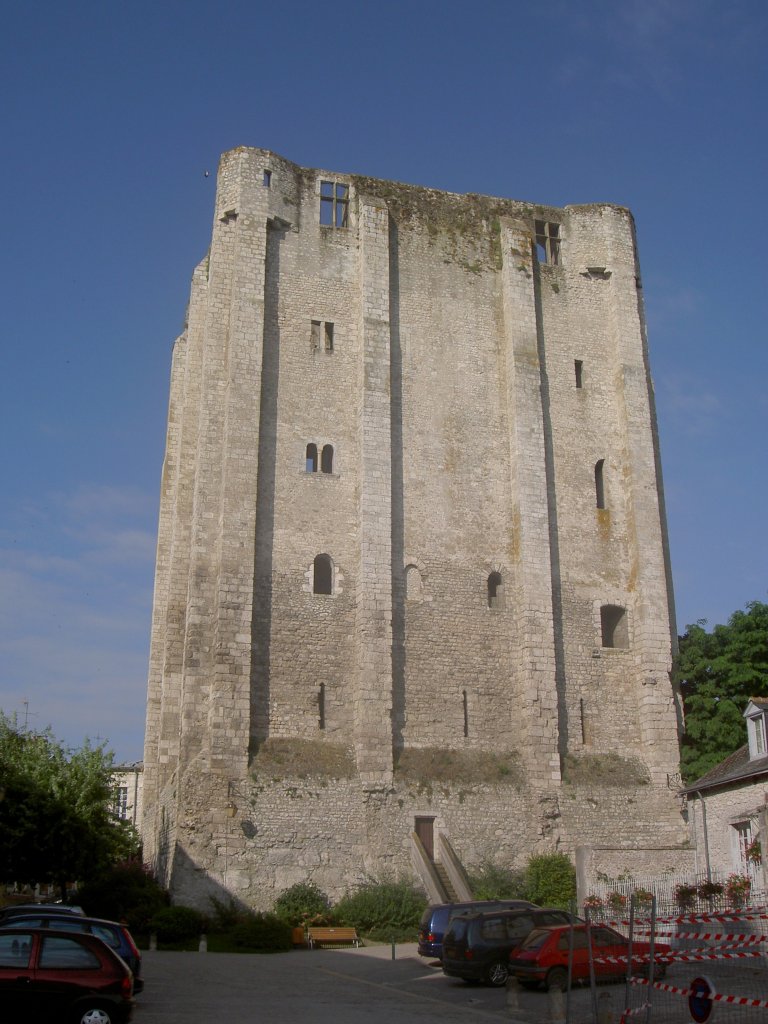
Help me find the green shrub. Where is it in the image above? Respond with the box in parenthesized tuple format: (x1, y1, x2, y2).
(208, 896, 249, 933)
(231, 912, 293, 951)
(273, 881, 331, 926)
(333, 877, 426, 941)
(150, 905, 207, 943)
(523, 853, 576, 908)
(78, 860, 169, 934)
(468, 859, 526, 900)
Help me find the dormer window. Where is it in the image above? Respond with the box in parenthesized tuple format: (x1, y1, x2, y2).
(744, 699, 768, 759)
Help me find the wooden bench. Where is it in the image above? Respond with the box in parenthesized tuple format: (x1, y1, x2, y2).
(307, 926, 361, 949)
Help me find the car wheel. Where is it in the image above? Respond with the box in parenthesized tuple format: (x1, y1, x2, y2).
(74, 1005, 115, 1024)
(546, 966, 568, 992)
(486, 961, 509, 986)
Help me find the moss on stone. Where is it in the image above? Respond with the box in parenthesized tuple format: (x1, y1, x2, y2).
(250, 738, 355, 779)
(394, 746, 521, 787)
(562, 752, 650, 787)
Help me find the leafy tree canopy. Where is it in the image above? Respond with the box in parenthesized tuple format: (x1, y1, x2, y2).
(674, 600, 768, 783)
(0, 713, 139, 896)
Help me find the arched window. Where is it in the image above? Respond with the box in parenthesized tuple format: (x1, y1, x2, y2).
(306, 443, 318, 473)
(595, 459, 606, 509)
(321, 444, 334, 474)
(313, 554, 333, 595)
(600, 604, 628, 649)
(487, 572, 503, 610)
(406, 565, 422, 600)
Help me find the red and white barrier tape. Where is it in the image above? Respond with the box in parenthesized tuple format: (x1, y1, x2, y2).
(634, 931, 767, 941)
(629, 976, 768, 1009)
(595, 951, 763, 965)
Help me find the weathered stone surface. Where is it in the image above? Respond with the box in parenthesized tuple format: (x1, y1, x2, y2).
(142, 148, 688, 909)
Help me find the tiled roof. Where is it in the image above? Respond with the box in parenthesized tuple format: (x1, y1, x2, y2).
(682, 744, 768, 794)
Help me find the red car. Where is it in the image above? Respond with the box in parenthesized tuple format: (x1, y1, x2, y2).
(508, 923, 670, 991)
(0, 927, 134, 1023)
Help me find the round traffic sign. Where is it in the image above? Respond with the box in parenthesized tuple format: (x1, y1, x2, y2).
(689, 975, 716, 1023)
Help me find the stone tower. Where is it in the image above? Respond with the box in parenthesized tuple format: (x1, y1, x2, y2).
(142, 147, 687, 908)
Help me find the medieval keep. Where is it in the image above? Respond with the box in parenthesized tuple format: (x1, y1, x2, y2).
(142, 147, 688, 908)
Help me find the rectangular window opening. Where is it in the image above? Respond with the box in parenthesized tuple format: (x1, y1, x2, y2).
(535, 220, 561, 265)
(320, 180, 349, 228)
(263, 169, 272, 188)
(310, 320, 321, 350)
(575, 359, 583, 389)
(324, 322, 334, 352)
(754, 716, 766, 754)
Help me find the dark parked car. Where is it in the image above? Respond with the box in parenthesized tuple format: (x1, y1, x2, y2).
(418, 900, 537, 960)
(442, 907, 577, 986)
(0, 902, 84, 922)
(1, 912, 143, 992)
(508, 923, 671, 991)
(0, 926, 134, 1023)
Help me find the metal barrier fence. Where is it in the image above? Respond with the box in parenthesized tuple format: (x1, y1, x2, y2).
(563, 897, 768, 1024)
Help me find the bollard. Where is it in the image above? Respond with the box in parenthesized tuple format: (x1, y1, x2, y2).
(391, 936, 396, 960)
(198, 932, 207, 953)
(597, 990, 614, 1024)
(505, 976, 520, 1016)
(149, 932, 157, 951)
(547, 984, 566, 1024)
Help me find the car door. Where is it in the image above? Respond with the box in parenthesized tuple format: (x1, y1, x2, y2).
(0, 930, 38, 1018)
(32, 933, 105, 1018)
(592, 927, 627, 979)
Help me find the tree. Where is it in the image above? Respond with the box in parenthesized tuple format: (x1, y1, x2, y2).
(0, 713, 139, 896)
(674, 600, 768, 783)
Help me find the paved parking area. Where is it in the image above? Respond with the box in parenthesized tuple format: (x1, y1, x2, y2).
(132, 943, 768, 1024)
(133, 943, 549, 1023)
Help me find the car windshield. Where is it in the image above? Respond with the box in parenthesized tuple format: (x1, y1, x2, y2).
(520, 928, 552, 950)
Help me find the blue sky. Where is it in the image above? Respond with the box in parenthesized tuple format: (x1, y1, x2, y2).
(1, 0, 766, 761)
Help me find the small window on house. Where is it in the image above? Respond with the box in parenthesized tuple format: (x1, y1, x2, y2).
(487, 572, 504, 610)
(324, 322, 334, 352)
(575, 360, 583, 389)
(534, 220, 561, 265)
(313, 554, 333, 595)
(263, 169, 272, 187)
(321, 444, 334, 474)
(320, 181, 349, 228)
(318, 683, 326, 730)
(306, 443, 318, 473)
(595, 459, 606, 509)
(733, 820, 754, 874)
(751, 715, 766, 756)
(311, 320, 321, 350)
(600, 604, 628, 649)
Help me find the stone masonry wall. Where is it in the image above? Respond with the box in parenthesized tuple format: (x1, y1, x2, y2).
(142, 147, 687, 904)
